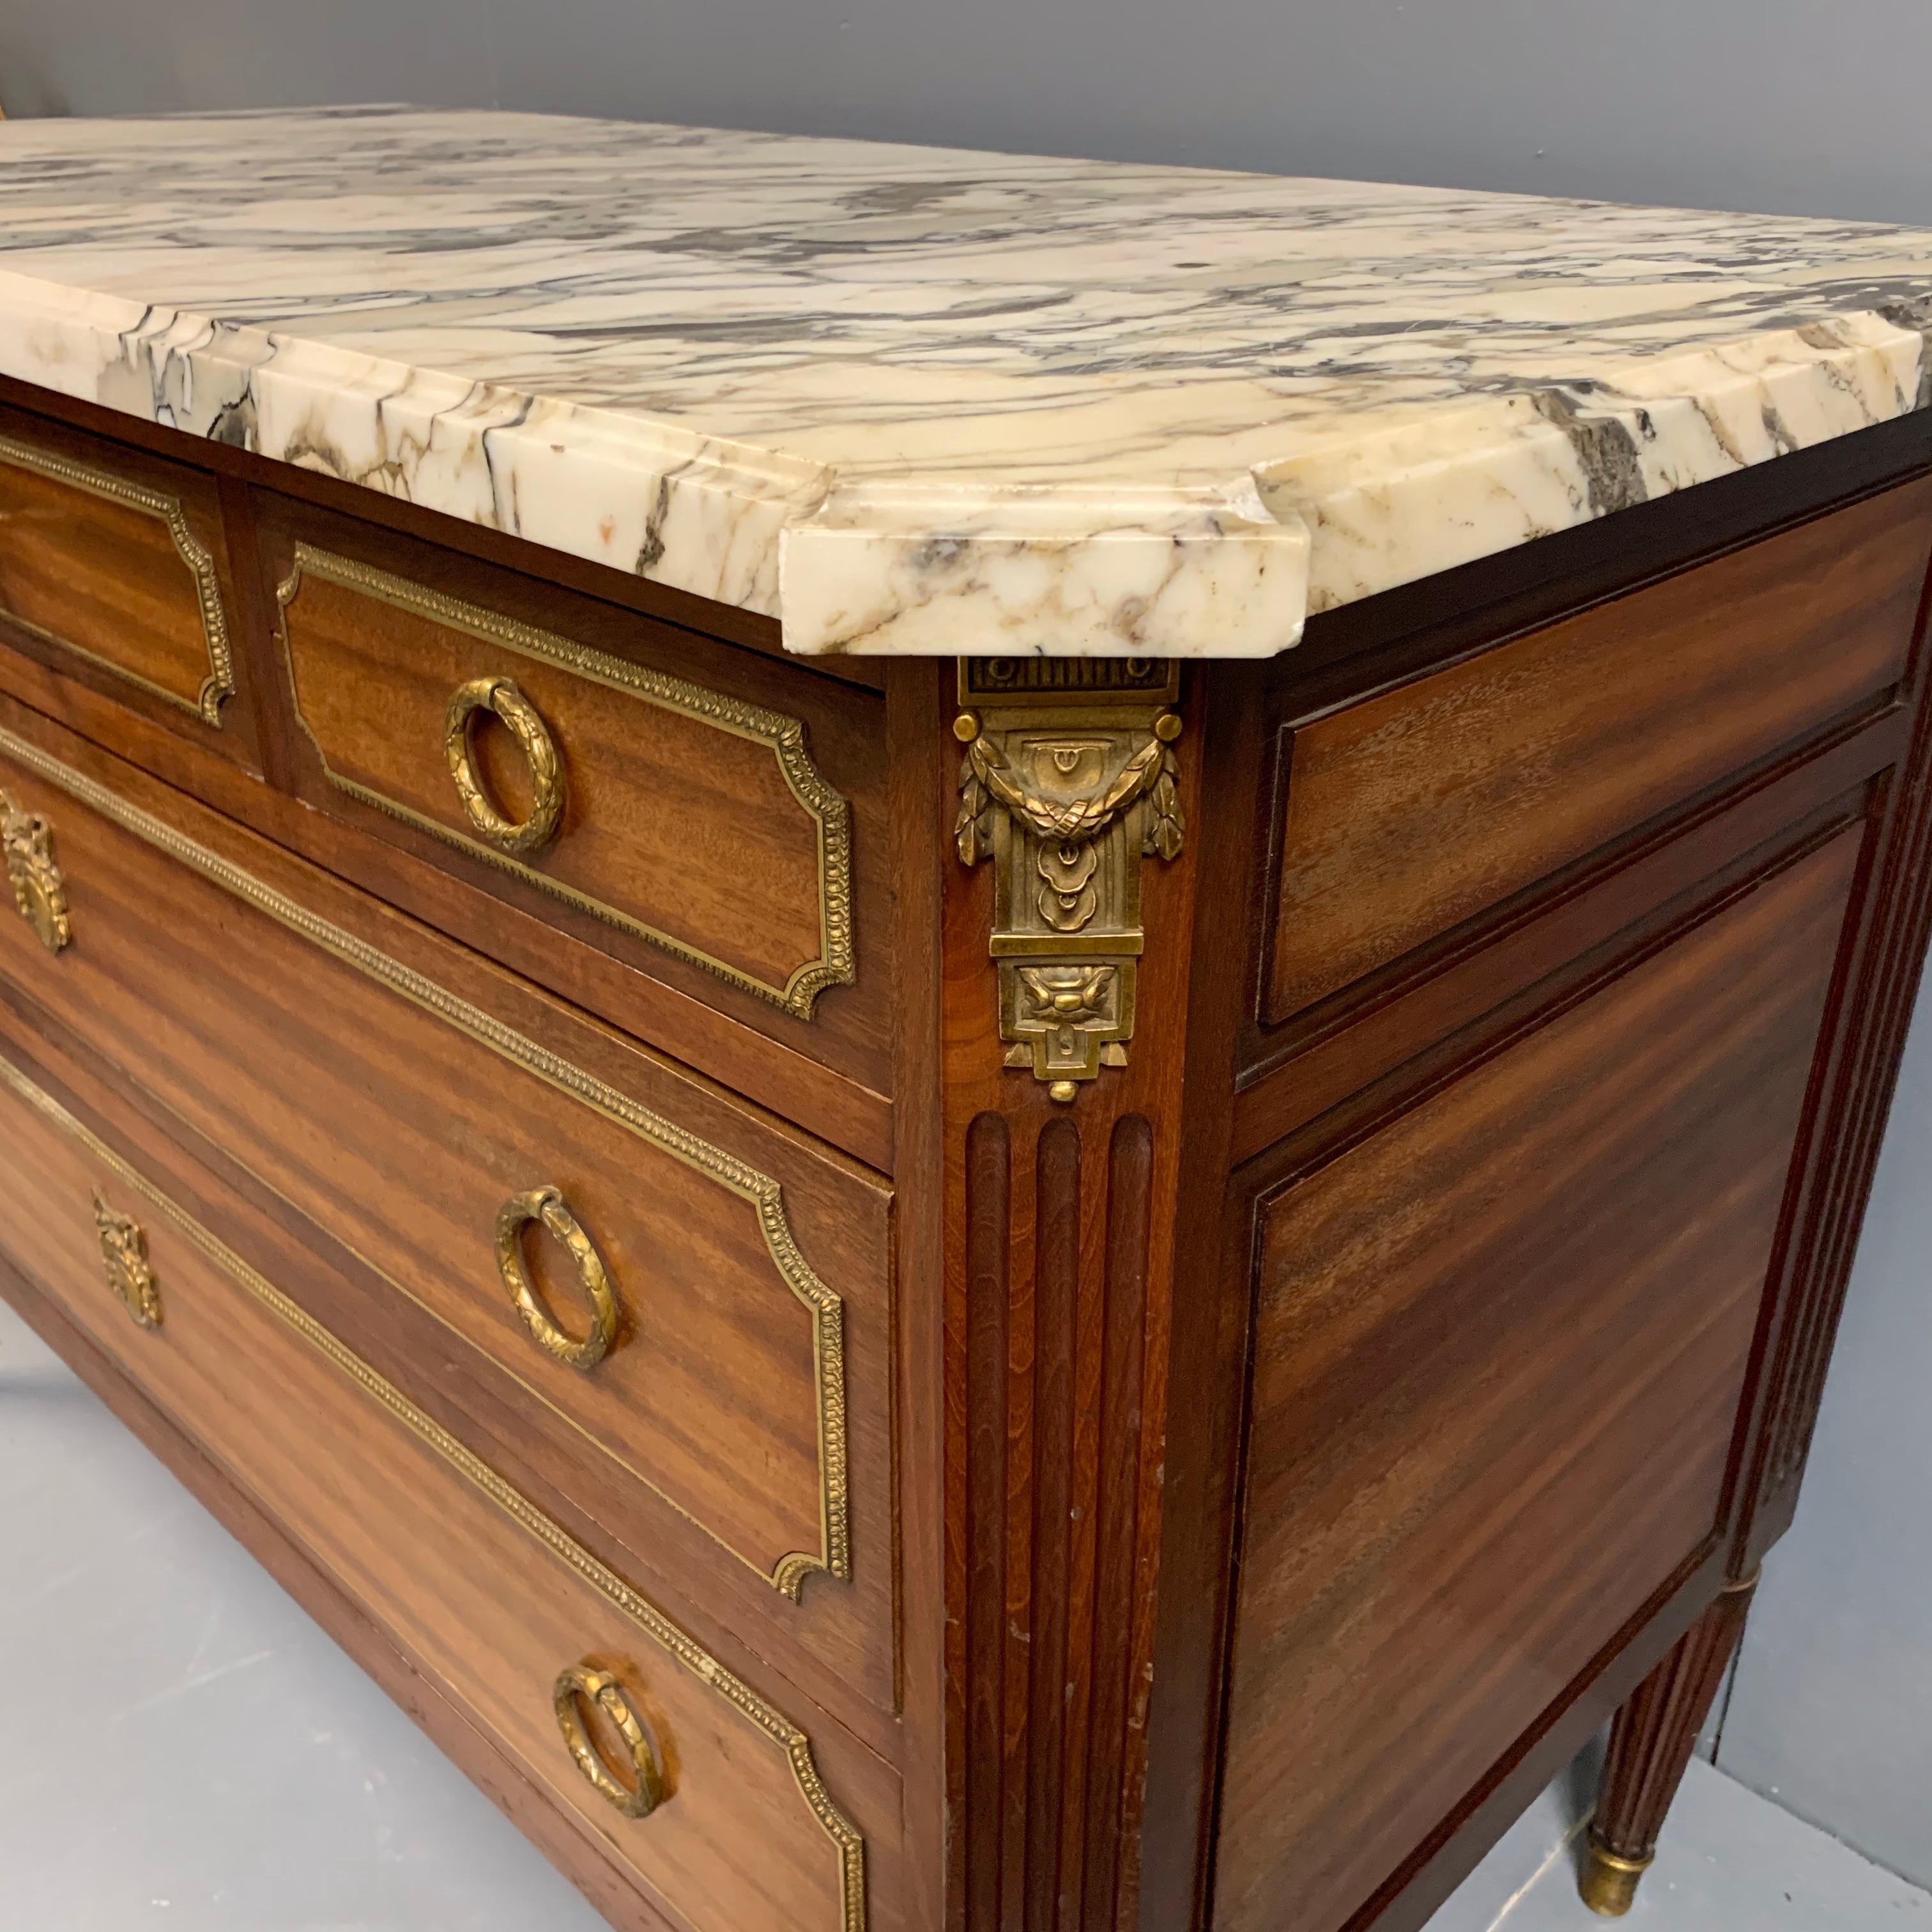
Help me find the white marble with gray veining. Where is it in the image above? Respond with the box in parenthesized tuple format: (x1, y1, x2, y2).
(3, 104, 1930, 657)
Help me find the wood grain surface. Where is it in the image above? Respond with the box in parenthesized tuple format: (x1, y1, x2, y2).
(1213, 826, 1866, 1932)
(1733, 540, 1932, 1564)
(0, 1042, 898, 1932)
(275, 522, 833, 1005)
(0, 400, 256, 761)
(1264, 482, 1932, 1022)
(254, 492, 896, 1094)
(0, 714, 897, 1716)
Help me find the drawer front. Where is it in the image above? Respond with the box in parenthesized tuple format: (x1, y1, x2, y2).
(0, 718, 893, 1708)
(0, 1045, 886, 1932)
(257, 494, 892, 1085)
(1264, 480, 1932, 1022)
(0, 402, 252, 753)
(1216, 822, 1866, 1932)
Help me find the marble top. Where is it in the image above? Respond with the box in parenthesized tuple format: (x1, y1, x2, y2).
(3, 104, 1931, 658)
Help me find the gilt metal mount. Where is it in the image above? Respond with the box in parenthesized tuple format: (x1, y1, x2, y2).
(93, 1197, 162, 1330)
(954, 658, 1184, 1101)
(1, 788, 71, 954)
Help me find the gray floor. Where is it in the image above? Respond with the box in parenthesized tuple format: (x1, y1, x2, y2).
(2, 1294, 1927, 1931)
(1422, 1754, 1931, 1932)
(0, 1296, 606, 1931)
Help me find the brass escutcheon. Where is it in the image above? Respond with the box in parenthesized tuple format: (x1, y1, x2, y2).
(553, 1662, 665, 1820)
(93, 1197, 162, 1329)
(443, 675, 565, 854)
(494, 1185, 620, 1372)
(1, 790, 72, 953)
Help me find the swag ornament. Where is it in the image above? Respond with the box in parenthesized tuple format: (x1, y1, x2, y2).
(954, 661, 1184, 1101)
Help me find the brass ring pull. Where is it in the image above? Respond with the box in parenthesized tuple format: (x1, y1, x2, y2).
(443, 675, 564, 854)
(1, 790, 72, 953)
(495, 1186, 619, 1372)
(553, 1663, 664, 1820)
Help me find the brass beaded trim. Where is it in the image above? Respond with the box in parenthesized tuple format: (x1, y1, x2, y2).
(0, 724, 849, 1599)
(0, 1048, 864, 1932)
(274, 544, 854, 1016)
(0, 433, 234, 724)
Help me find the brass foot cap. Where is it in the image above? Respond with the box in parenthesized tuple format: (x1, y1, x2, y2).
(1578, 1838, 1653, 1917)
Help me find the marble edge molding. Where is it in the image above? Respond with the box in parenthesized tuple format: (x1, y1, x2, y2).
(1270, 307, 1932, 624)
(0, 266, 1925, 659)
(779, 478, 1310, 659)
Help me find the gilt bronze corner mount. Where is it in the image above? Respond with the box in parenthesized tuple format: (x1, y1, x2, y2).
(953, 657, 1184, 1100)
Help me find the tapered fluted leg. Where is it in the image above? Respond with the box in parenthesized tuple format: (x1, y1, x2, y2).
(1579, 1571, 1759, 1916)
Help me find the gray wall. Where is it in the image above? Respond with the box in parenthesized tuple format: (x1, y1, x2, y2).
(6, 0, 1932, 222)
(3, 0, 1929, 1888)
(1712, 972, 1932, 1889)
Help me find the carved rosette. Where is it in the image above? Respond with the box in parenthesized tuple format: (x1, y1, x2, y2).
(954, 660, 1184, 1101)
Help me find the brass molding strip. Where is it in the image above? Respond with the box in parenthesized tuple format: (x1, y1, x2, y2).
(0, 1048, 865, 1932)
(0, 433, 235, 724)
(275, 544, 855, 1017)
(0, 723, 848, 1599)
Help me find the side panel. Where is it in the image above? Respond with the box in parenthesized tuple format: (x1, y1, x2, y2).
(1262, 483, 1932, 1023)
(1213, 828, 1867, 1932)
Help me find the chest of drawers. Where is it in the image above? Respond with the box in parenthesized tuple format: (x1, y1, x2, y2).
(3, 104, 1932, 1932)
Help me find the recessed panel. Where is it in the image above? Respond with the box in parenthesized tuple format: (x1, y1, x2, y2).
(1216, 827, 1863, 1932)
(1265, 484, 1931, 1022)
(275, 537, 852, 1019)
(0, 418, 235, 724)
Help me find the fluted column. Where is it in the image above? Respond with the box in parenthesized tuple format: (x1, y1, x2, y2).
(1580, 1571, 1759, 1915)
(942, 659, 1202, 1932)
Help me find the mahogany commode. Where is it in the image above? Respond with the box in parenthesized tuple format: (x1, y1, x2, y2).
(2, 103, 1931, 1932)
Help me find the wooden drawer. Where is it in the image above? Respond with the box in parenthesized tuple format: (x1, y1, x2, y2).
(252, 491, 893, 1096)
(0, 1039, 894, 1932)
(0, 402, 257, 767)
(0, 710, 894, 1716)
(1262, 481, 1932, 1023)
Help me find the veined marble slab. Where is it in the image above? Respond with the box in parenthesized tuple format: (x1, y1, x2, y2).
(2, 104, 1930, 657)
